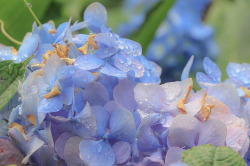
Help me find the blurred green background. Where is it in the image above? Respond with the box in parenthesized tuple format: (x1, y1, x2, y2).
(0, 0, 250, 80)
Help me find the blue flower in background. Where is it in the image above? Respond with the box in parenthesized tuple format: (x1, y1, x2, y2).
(118, 0, 218, 81)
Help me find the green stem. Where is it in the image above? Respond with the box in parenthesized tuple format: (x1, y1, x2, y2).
(0, 20, 22, 45)
(24, 0, 44, 29)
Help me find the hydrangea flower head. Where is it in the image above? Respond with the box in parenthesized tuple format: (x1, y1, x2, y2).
(0, 2, 249, 166)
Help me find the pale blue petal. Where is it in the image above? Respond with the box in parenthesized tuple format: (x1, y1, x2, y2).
(134, 83, 166, 113)
(38, 95, 63, 113)
(83, 82, 110, 106)
(84, 2, 107, 33)
(74, 54, 105, 70)
(73, 90, 85, 113)
(55, 132, 75, 159)
(73, 70, 95, 88)
(100, 63, 127, 78)
(92, 106, 110, 137)
(109, 108, 136, 143)
(55, 19, 72, 43)
(104, 101, 121, 114)
(94, 33, 117, 48)
(17, 34, 39, 62)
(165, 147, 184, 166)
(136, 126, 161, 151)
(64, 136, 84, 166)
(181, 55, 193, 81)
(197, 119, 226, 146)
(112, 141, 131, 164)
(117, 38, 142, 56)
(0, 46, 17, 61)
(207, 83, 240, 115)
(73, 103, 97, 136)
(227, 63, 250, 86)
(196, 72, 214, 89)
(203, 57, 221, 83)
(57, 66, 76, 88)
(31, 145, 66, 166)
(43, 54, 66, 86)
(113, 79, 136, 111)
(72, 34, 88, 48)
(167, 115, 199, 149)
(62, 87, 73, 105)
(71, 21, 88, 32)
(79, 139, 115, 166)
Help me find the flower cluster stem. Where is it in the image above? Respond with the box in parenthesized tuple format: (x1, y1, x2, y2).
(24, 0, 44, 29)
(0, 20, 22, 45)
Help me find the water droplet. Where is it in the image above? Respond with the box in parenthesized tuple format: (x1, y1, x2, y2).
(126, 58, 131, 65)
(136, 64, 142, 69)
(119, 59, 124, 64)
(28, 3, 32, 8)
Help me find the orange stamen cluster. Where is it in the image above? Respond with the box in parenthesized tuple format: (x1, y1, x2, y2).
(34, 70, 43, 78)
(8, 115, 38, 141)
(30, 63, 45, 68)
(78, 34, 98, 55)
(11, 47, 18, 55)
(49, 29, 57, 34)
(9, 123, 28, 141)
(177, 85, 193, 114)
(200, 93, 214, 120)
(240, 86, 250, 98)
(44, 85, 61, 99)
(42, 43, 69, 62)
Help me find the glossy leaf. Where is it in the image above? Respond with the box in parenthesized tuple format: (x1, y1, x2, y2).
(0, 55, 33, 111)
(182, 144, 245, 166)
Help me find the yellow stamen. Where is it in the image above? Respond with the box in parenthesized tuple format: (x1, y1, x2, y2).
(11, 47, 18, 55)
(26, 115, 37, 127)
(88, 34, 98, 50)
(42, 51, 51, 61)
(177, 85, 193, 114)
(44, 85, 61, 99)
(240, 86, 250, 98)
(177, 99, 187, 114)
(30, 63, 45, 68)
(9, 123, 28, 141)
(78, 43, 88, 55)
(49, 29, 57, 34)
(91, 72, 98, 76)
(77, 34, 98, 55)
(55, 43, 69, 58)
(61, 58, 76, 65)
(200, 93, 214, 120)
(42, 43, 69, 62)
(201, 104, 214, 120)
(34, 70, 43, 78)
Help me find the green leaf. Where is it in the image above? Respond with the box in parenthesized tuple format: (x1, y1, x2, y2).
(206, 0, 250, 80)
(130, 0, 175, 54)
(0, 0, 51, 48)
(182, 144, 245, 166)
(0, 55, 34, 111)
